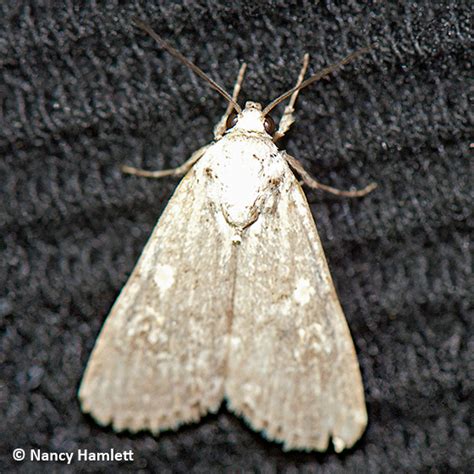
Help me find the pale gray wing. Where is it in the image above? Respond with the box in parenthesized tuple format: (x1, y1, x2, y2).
(79, 160, 236, 434)
(225, 170, 367, 452)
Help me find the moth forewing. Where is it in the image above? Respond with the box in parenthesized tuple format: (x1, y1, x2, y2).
(79, 166, 236, 433)
(225, 167, 367, 452)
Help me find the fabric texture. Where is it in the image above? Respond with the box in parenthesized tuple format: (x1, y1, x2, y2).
(1, 1, 471, 472)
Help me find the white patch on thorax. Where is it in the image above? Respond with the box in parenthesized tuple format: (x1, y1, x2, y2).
(293, 277, 315, 305)
(153, 264, 175, 293)
(201, 134, 286, 229)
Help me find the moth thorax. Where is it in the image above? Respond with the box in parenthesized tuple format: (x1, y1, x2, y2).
(233, 102, 267, 134)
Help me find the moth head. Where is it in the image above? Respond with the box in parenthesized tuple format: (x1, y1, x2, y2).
(226, 101, 276, 137)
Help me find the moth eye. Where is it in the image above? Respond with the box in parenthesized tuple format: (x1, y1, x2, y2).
(264, 115, 276, 136)
(226, 110, 239, 130)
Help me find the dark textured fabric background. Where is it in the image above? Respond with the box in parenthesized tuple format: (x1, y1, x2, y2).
(1, 1, 472, 472)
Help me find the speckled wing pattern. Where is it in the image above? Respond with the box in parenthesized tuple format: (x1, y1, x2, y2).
(79, 137, 367, 452)
(225, 169, 367, 452)
(79, 164, 236, 433)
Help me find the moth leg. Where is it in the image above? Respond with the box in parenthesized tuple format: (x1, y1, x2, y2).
(273, 53, 310, 142)
(213, 63, 247, 139)
(284, 152, 377, 197)
(121, 144, 209, 179)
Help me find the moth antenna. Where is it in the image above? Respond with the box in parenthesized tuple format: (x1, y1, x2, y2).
(263, 46, 373, 116)
(133, 17, 242, 113)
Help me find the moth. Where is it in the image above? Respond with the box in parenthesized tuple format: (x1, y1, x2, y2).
(79, 18, 376, 452)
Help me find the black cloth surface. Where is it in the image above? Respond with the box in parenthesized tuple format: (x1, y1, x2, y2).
(1, 1, 472, 472)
